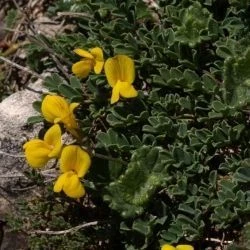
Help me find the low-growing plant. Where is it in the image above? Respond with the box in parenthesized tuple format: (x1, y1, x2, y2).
(8, 0, 250, 249)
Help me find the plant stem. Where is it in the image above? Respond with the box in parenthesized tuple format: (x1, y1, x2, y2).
(94, 153, 128, 165)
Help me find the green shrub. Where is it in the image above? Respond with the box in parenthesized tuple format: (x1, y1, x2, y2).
(11, 0, 250, 249)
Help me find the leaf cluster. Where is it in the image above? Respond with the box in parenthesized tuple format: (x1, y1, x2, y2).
(21, 0, 250, 249)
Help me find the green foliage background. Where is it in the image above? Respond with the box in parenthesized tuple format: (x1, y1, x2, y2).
(10, 0, 250, 249)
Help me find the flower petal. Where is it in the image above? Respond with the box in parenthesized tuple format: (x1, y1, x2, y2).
(49, 140, 62, 158)
(104, 57, 119, 87)
(110, 84, 120, 104)
(94, 61, 104, 74)
(53, 172, 69, 193)
(62, 113, 78, 130)
(118, 81, 138, 99)
(116, 55, 135, 84)
(44, 124, 62, 158)
(73, 48, 93, 59)
(63, 173, 85, 198)
(41, 95, 69, 124)
(89, 47, 104, 61)
(23, 139, 51, 168)
(54, 117, 62, 123)
(44, 124, 61, 145)
(72, 60, 92, 78)
(161, 245, 176, 250)
(176, 245, 194, 250)
(104, 55, 135, 87)
(60, 145, 91, 177)
(69, 102, 80, 113)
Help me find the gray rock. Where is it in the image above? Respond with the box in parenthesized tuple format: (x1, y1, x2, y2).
(0, 82, 44, 250)
(0, 79, 43, 191)
(0, 85, 40, 139)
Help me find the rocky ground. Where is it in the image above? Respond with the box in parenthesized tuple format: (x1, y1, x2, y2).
(0, 1, 60, 248)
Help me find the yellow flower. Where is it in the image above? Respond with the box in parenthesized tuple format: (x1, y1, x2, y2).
(72, 47, 104, 78)
(176, 245, 194, 250)
(41, 95, 79, 136)
(23, 124, 62, 168)
(161, 245, 175, 250)
(54, 171, 86, 198)
(161, 244, 194, 250)
(54, 145, 91, 198)
(104, 55, 138, 104)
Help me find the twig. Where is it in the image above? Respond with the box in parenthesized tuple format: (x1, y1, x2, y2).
(28, 34, 71, 80)
(158, 187, 168, 194)
(0, 56, 44, 80)
(221, 232, 225, 246)
(3, 27, 26, 34)
(57, 12, 92, 19)
(0, 56, 46, 94)
(1, 41, 30, 57)
(11, 185, 36, 191)
(11, 0, 20, 9)
(94, 152, 128, 165)
(205, 238, 233, 244)
(28, 33, 70, 64)
(30, 221, 98, 235)
(24, 86, 45, 95)
(0, 172, 57, 179)
(0, 174, 27, 178)
(11, 0, 33, 42)
(0, 150, 25, 158)
(12, 0, 71, 81)
(0, 161, 57, 180)
(96, 117, 108, 131)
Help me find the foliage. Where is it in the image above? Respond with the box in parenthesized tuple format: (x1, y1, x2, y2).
(4, 9, 22, 29)
(11, 0, 250, 249)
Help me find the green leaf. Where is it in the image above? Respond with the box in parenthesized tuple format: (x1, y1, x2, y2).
(32, 101, 42, 112)
(58, 84, 82, 100)
(174, 2, 212, 47)
(69, 76, 82, 89)
(223, 48, 250, 106)
(43, 74, 66, 92)
(202, 73, 218, 93)
(96, 128, 130, 151)
(234, 165, 250, 183)
(104, 146, 172, 218)
(4, 9, 21, 29)
(109, 160, 124, 181)
(135, 2, 151, 20)
(132, 219, 151, 236)
(130, 135, 143, 148)
(143, 116, 174, 135)
(177, 122, 188, 138)
(208, 111, 223, 119)
(178, 204, 196, 215)
(27, 115, 44, 124)
(216, 45, 233, 59)
(107, 100, 148, 127)
(229, 0, 250, 9)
